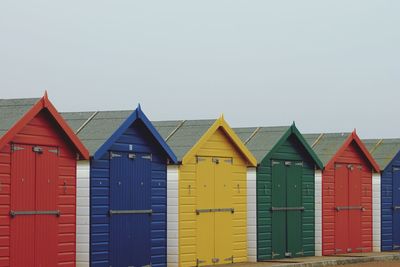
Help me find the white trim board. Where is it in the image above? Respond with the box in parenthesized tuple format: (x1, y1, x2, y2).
(372, 172, 381, 252)
(76, 160, 90, 267)
(314, 169, 322, 257)
(167, 165, 179, 267)
(247, 167, 257, 262)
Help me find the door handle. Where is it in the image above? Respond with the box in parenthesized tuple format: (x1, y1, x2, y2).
(195, 208, 234, 215)
(335, 206, 365, 211)
(271, 207, 305, 212)
(109, 209, 153, 215)
(10, 210, 60, 218)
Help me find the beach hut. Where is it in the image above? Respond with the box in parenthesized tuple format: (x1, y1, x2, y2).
(234, 124, 323, 261)
(62, 106, 176, 267)
(304, 132, 379, 256)
(153, 117, 257, 267)
(363, 139, 400, 252)
(0, 94, 88, 266)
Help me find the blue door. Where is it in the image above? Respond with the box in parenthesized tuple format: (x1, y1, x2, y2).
(110, 152, 152, 267)
(393, 166, 400, 250)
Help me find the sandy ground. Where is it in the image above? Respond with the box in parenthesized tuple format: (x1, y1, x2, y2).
(341, 261, 400, 267)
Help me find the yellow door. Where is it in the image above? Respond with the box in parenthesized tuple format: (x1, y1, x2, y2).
(196, 157, 215, 266)
(196, 156, 233, 265)
(214, 158, 233, 264)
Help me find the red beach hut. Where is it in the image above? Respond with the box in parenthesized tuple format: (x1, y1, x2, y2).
(0, 94, 88, 266)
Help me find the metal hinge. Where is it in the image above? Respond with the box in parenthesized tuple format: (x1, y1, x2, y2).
(212, 158, 220, 164)
(335, 248, 342, 253)
(196, 259, 206, 266)
(285, 161, 292, 166)
(347, 248, 352, 252)
(335, 164, 342, 169)
(272, 252, 280, 258)
(295, 162, 304, 167)
(11, 144, 24, 152)
(224, 256, 233, 263)
(393, 244, 400, 249)
(48, 148, 59, 155)
(110, 152, 122, 159)
(272, 160, 280, 165)
(128, 153, 136, 159)
(393, 206, 400, 210)
(211, 258, 219, 264)
(224, 158, 233, 164)
(285, 252, 292, 257)
(394, 167, 400, 172)
(32, 146, 43, 154)
(142, 154, 152, 161)
(347, 164, 354, 170)
(357, 165, 362, 170)
(196, 156, 206, 163)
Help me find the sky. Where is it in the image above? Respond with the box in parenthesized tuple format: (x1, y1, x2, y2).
(0, 1, 399, 138)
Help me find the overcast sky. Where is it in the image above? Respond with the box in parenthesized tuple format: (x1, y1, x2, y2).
(0, 1, 399, 138)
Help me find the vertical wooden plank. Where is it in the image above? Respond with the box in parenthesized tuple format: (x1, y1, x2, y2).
(35, 146, 59, 266)
(10, 144, 35, 267)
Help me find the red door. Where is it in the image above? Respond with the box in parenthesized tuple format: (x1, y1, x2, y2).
(10, 144, 59, 267)
(334, 163, 362, 254)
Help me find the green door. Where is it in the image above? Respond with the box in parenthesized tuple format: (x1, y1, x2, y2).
(286, 162, 303, 257)
(272, 160, 286, 259)
(272, 160, 303, 259)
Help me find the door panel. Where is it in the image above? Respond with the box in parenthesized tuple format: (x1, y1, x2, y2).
(35, 146, 58, 267)
(214, 159, 233, 264)
(110, 153, 133, 267)
(134, 154, 152, 266)
(348, 165, 362, 252)
(196, 157, 214, 266)
(110, 152, 152, 267)
(393, 167, 400, 248)
(10, 144, 36, 267)
(334, 164, 349, 253)
(286, 163, 303, 257)
(271, 160, 286, 259)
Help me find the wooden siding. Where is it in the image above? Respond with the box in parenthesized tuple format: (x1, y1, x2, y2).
(0, 110, 77, 266)
(322, 141, 373, 255)
(178, 128, 248, 267)
(315, 169, 323, 256)
(381, 153, 400, 251)
(257, 135, 315, 260)
(90, 120, 168, 267)
(167, 165, 179, 266)
(372, 172, 381, 252)
(76, 161, 90, 266)
(247, 167, 257, 262)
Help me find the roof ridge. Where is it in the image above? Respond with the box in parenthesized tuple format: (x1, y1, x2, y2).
(166, 120, 186, 142)
(76, 111, 99, 134)
(244, 127, 261, 144)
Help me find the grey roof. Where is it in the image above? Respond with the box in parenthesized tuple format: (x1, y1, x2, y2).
(61, 110, 133, 155)
(152, 120, 215, 161)
(363, 139, 400, 170)
(0, 98, 40, 139)
(233, 126, 290, 162)
(303, 132, 351, 166)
